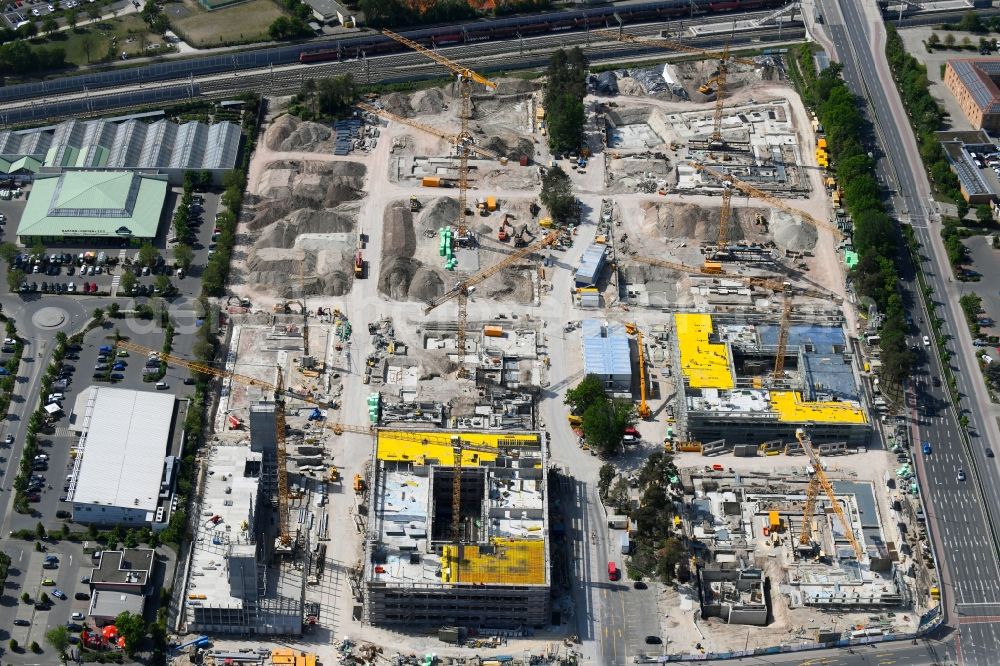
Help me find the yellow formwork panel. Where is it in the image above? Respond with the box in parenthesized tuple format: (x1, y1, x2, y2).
(769, 391, 867, 424)
(674, 313, 734, 389)
(376, 431, 540, 466)
(440, 539, 545, 585)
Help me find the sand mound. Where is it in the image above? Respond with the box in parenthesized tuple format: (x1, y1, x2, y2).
(382, 202, 416, 258)
(616, 77, 646, 97)
(417, 196, 460, 234)
(264, 115, 334, 152)
(409, 265, 445, 302)
(378, 256, 446, 302)
(410, 88, 447, 115)
(771, 211, 818, 253)
(381, 92, 411, 117)
(247, 247, 353, 297)
(253, 208, 356, 250)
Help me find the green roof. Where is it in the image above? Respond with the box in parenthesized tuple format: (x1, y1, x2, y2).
(17, 172, 167, 239)
(0, 156, 41, 174)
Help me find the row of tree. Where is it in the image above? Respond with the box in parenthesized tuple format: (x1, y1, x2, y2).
(544, 47, 587, 155)
(793, 45, 914, 390)
(358, 0, 476, 30)
(290, 75, 357, 120)
(0, 39, 65, 77)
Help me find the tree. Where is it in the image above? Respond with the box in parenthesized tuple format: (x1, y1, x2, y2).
(35, 521, 45, 539)
(962, 36, 973, 48)
(172, 244, 194, 271)
(540, 165, 577, 224)
(114, 611, 146, 656)
(607, 477, 630, 514)
(958, 10, 986, 34)
(547, 91, 585, 155)
(154, 274, 173, 295)
(66, 8, 78, 29)
(29, 640, 40, 653)
(544, 47, 588, 155)
(9, 638, 17, 651)
(86, 3, 100, 19)
(598, 463, 615, 499)
(80, 30, 97, 63)
(120, 270, 137, 294)
(16, 20, 37, 39)
(944, 33, 956, 48)
(927, 32, 940, 49)
(976, 203, 994, 225)
(138, 242, 159, 268)
(358, 0, 411, 29)
(316, 74, 357, 117)
(45, 626, 69, 655)
(41, 16, 58, 35)
(654, 536, 686, 583)
(0, 241, 18, 264)
(39, 592, 49, 605)
(92, 307, 105, 321)
(20, 592, 29, 604)
(108, 302, 120, 318)
(7, 267, 24, 293)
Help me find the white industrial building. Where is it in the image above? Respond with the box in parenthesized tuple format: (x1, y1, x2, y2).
(581, 319, 632, 393)
(68, 387, 178, 528)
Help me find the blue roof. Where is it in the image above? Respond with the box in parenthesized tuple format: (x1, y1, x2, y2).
(581, 319, 631, 379)
(575, 243, 607, 286)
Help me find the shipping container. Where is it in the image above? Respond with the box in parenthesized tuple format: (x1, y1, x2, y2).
(483, 325, 504, 338)
(620, 533, 631, 554)
(422, 176, 442, 187)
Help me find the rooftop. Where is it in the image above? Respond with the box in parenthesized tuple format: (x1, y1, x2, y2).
(91, 549, 154, 587)
(369, 431, 548, 588)
(675, 313, 735, 389)
(580, 319, 631, 380)
(88, 589, 146, 619)
(187, 445, 261, 609)
(575, 243, 607, 286)
(375, 429, 541, 466)
(770, 391, 867, 425)
(70, 387, 175, 513)
(17, 171, 167, 239)
(949, 58, 1000, 113)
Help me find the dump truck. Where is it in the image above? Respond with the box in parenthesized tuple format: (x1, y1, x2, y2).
(409, 196, 420, 212)
(487, 196, 497, 212)
(354, 251, 364, 278)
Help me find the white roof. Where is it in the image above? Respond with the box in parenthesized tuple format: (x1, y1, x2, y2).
(72, 387, 174, 511)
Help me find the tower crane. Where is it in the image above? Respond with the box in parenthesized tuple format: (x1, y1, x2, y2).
(355, 101, 502, 161)
(424, 230, 559, 378)
(693, 163, 846, 241)
(625, 323, 651, 419)
(796, 428, 864, 560)
(381, 29, 497, 239)
(773, 293, 793, 380)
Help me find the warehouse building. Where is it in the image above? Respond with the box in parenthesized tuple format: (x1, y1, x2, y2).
(0, 116, 241, 184)
(944, 58, 1000, 132)
(581, 319, 632, 393)
(364, 430, 550, 629)
(672, 313, 871, 448)
(574, 243, 607, 287)
(15, 171, 168, 244)
(68, 387, 179, 528)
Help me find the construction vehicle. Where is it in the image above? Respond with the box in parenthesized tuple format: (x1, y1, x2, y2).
(381, 28, 497, 240)
(498, 215, 512, 242)
(354, 250, 364, 278)
(513, 223, 533, 248)
(624, 323, 652, 419)
(424, 230, 559, 377)
(409, 196, 421, 212)
(353, 473, 366, 495)
(693, 163, 845, 241)
(227, 414, 242, 430)
(797, 428, 864, 559)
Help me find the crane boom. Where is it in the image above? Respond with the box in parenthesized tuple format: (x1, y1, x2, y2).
(796, 429, 864, 560)
(773, 294, 793, 379)
(424, 230, 560, 314)
(356, 101, 502, 161)
(626, 324, 651, 419)
(711, 42, 730, 144)
(381, 29, 498, 90)
(592, 28, 757, 66)
(274, 369, 291, 547)
(717, 186, 732, 254)
(694, 163, 845, 240)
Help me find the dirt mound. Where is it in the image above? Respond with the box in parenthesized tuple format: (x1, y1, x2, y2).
(410, 88, 447, 115)
(380, 92, 411, 117)
(771, 211, 818, 253)
(378, 256, 445, 302)
(493, 78, 537, 95)
(640, 202, 720, 242)
(264, 115, 297, 151)
(409, 265, 445, 302)
(616, 77, 646, 97)
(417, 197, 460, 234)
(264, 115, 334, 152)
(247, 247, 353, 297)
(253, 208, 356, 250)
(480, 136, 534, 160)
(382, 202, 416, 258)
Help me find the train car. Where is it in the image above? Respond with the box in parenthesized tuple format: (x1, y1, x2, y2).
(299, 48, 340, 63)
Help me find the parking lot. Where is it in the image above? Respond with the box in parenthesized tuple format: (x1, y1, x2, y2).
(1, 0, 130, 31)
(0, 186, 221, 301)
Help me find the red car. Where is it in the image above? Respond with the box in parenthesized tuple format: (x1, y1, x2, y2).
(608, 561, 619, 581)
(26, 493, 40, 502)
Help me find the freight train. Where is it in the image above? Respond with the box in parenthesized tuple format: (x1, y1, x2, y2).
(299, 0, 786, 63)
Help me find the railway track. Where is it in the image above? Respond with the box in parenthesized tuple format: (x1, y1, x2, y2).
(0, 25, 803, 126)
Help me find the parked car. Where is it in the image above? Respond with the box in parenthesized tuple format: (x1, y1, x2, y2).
(51, 589, 66, 599)
(41, 578, 55, 586)
(74, 592, 90, 601)
(13, 619, 29, 626)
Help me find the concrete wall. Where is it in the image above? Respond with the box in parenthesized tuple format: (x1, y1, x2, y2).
(71, 502, 150, 527)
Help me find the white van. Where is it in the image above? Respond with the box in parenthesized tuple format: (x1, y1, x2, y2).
(155, 382, 169, 390)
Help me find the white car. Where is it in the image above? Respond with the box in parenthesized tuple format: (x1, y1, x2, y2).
(922, 335, 931, 347)
(31, 8, 39, 15)
(71, 612, 84, 621)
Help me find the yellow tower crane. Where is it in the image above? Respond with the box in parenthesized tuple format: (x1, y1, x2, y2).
(424, 230, 560, 378)
(624, 323, 651, 419)
(796, 428, 864, 560)
(381, 29, 497, 239)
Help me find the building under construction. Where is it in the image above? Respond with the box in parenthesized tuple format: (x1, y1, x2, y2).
(363, 429, 550, 628)
(673, 313, 871, 449)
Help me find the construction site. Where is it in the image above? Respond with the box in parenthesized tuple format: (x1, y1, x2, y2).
(159, 16, 940, 665)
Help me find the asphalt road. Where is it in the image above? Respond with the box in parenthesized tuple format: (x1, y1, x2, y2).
(818, 1, 1000, 664)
